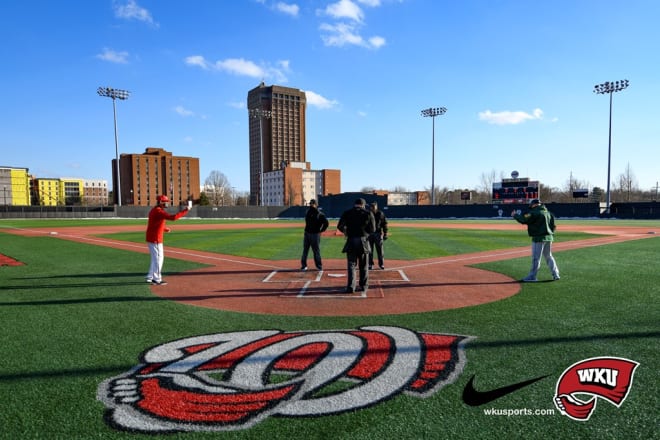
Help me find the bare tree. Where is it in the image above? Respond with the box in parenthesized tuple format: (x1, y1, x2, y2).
(614, 163, 638, 202)
(204, 170, 232, 206)
(478, 169, 501, 195)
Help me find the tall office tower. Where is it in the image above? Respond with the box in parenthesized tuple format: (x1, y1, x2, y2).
(247, 82, 306, 205)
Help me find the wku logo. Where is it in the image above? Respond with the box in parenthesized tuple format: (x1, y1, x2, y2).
(97, 326, 471, 433)
(553, 357, 639, 421)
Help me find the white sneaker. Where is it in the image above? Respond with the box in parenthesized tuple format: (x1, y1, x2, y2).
(552, 275, 561, 281)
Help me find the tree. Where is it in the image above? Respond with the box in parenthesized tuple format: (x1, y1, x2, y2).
(198, 192, 210, 206)
(204, 171, 233, 206)
(614, 163, 638, 202)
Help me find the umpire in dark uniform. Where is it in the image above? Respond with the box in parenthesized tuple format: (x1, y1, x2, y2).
(300, 199, 329, 271)
(337, 198, 376, 293)
(368, 201, 388, 270)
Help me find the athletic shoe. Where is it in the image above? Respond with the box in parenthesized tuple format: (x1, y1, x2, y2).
(356, 285, 367, 292)
(520, 277, 537, 282)
(368, 265, 373, 270)
(344, 286, 354, 293)
(301, 266, 308, 271)
(145, 278, 153, 283)
(379, 265, 385, 270)
(316, 266, 322, 271)
(152, 280, 168, 286)
(552, 275, 561, 281)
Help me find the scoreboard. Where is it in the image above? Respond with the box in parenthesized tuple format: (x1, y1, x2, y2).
(492, 178, 539, 204)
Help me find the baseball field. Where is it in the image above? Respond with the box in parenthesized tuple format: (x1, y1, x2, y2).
(1, 217, 658, 439)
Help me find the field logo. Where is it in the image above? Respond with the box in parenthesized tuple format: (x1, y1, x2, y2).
(553, 356, 639, 421)
(98, 326, 472, 433)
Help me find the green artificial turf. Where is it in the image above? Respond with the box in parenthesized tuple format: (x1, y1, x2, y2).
(0, 220, 658, 439)
(99, 227, 595, 260)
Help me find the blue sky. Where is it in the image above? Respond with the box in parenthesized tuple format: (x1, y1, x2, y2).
(1, 0, 658, 195)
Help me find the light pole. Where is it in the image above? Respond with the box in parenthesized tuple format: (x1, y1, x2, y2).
(249, 107, 272, 206)
(98, 86, 130, 206)
(421, 107, 447, 205)
(593, 80, 628, 214)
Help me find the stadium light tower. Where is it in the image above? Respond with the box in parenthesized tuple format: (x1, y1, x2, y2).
(248, 107, 272, 206)
(421, 107, 447, 205)
(593, 80, 628, 215)
(97, 86, 130, 206)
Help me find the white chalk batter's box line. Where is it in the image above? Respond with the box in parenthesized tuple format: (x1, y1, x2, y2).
(262, 269, 410, 283)
(262, 269, 410, 299)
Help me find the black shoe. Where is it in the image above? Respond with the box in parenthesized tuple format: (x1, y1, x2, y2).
(379, 265, 385, 270)
(368, 265, 373, 270)
(316, 266, 322, 271)
(152, 280, 168, 286)
(344, 286, 354, 293)
(301, 266, 308, 271)
(356, 285, 367, 292)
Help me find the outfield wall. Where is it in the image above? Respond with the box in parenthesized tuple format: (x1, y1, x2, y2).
(0, 202, 658, 219)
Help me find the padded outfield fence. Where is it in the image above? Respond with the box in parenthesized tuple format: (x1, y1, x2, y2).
(0, 201, 658, 219)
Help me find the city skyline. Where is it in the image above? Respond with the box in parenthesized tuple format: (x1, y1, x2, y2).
(1, 1, 658, 196)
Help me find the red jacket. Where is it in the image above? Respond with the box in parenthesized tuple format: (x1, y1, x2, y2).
(145, 206, 188, 243)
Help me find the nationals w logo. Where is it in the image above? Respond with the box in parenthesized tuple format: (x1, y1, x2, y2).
(98, 326, 472, 433)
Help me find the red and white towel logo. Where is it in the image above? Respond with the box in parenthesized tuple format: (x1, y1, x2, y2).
(554, 356, 639, 421)
(98, 326, 471, 433)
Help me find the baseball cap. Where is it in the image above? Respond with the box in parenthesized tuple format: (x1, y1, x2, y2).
(157, 195, 170, 203)
(354, 198, 366, 206)
(309, 199, 317, 205)
(529, 198, 541, 205)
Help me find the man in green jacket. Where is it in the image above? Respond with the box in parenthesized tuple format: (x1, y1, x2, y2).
(511, 199, 560, 282)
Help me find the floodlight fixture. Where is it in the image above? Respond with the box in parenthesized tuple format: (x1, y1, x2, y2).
(593, 79, 629, 214)
(98, 86, 130, 206)
(421, 107, 447, 205)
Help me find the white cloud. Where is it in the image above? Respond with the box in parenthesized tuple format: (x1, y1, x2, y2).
(174, 106, 194, 117)
(319, 22, 385, 49)
(215, 58, 265, 78)
(113, 0, 158, 27)
(478, 108, 544, 125)
(324, 0, 365, 22)
(186, 56, 290, 83)
(305, 90, 339, 109)
(275, 2, 299, 17)
(318, 0, 386, 49)
(368, 35, 386, 48)
(96, 48, 129, 64)
(184, 55, 209, 69)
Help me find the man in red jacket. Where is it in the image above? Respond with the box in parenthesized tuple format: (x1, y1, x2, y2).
(145, 195, 190, 285)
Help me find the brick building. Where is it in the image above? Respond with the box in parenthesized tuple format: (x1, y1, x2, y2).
(116, 147, 200, 206)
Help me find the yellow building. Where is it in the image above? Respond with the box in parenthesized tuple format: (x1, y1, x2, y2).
(35, 178, 61, 206)
(33, 178, 85, 206)
(0, 166, 31, 206)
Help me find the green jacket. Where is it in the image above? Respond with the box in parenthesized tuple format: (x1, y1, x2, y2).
(513, 204, 556, 242)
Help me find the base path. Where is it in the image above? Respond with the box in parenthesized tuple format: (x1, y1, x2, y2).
(4, 222, 658, 316)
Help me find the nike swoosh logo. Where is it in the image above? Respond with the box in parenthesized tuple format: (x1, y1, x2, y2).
(462, 374, 549, 406)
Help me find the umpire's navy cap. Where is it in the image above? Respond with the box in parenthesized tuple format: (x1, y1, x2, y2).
(354, 198, 366, 206)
